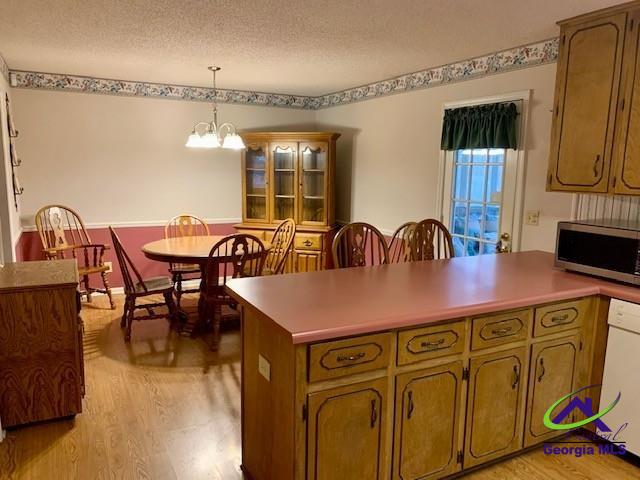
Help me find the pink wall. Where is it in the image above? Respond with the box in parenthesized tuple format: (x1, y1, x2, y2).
(17, 223, 237, 288)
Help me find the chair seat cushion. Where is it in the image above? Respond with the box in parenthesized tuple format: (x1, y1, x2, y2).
(170, 263, 201, 274)
(134, 276, 174, 293)
(78, 264, 110, 275)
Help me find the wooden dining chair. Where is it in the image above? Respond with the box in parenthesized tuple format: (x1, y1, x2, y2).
(199, 234, 268, 349)
(388, 221, 417, 263)
(109, 227, 179, 342)
(332, 222, 389, 268)
(263, 218, 296, 275)
(411, 219, 454, 261)
(164, 214, 209, 308)
(35, 204, 115, 309)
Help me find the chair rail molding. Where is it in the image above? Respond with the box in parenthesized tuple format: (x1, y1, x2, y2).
(7, 38, 559, 109)
(20, 217, 242, 232)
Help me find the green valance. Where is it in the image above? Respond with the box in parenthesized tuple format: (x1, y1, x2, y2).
(441, 102, 518, 150)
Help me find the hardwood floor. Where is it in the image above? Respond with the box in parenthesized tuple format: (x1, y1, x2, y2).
(0, 294, 638, 479)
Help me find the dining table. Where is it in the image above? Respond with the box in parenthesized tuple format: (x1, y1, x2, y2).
(141, 235, 271, 335)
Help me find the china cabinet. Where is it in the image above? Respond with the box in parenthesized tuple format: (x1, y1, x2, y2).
(236, 132, 340, 272)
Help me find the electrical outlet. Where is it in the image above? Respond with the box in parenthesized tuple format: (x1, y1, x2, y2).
(105, 261, 113, 273)
(525, 210, 540, 226)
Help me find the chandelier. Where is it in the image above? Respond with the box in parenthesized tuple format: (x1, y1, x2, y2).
(185, 66, 245, 150)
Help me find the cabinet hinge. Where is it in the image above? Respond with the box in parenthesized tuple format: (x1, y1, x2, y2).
(621, 98, 626, 111)
(561, 35, 566, 46)
(631, 19, 635, 31)
(462, 367, 470, 381)
(579, 339, 583, 351)
(548, 173, 553, 186)
(302, 403, 307, 422)
(613, 176, 617, 188)
(555, 105, 559, 116)
(457, 450, 464, 464)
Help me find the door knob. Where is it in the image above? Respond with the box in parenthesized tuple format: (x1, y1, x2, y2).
(495, 232, 511, 253)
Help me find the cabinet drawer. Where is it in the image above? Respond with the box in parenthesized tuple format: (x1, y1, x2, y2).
(308, 333, 391, 382)
(534, 298, 586, 337)
(295, 233, 323, 251)
(397, 320, 466, 365)
(236, 229, 266, 240)
(471, 309, 531, 350)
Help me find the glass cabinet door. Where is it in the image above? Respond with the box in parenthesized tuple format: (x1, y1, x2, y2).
(299, 142, 329, 225)
(244, 143, 269, 222)
(270, 143, 297, 222)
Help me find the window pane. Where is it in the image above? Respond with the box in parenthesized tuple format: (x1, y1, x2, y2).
(481, 242, 497, 254)
(453, 164, 470, 200)
(467, 239, 480, 256)
(469, 165, 486, 202)
(472, 149, 488, 163)
(457, 150, 473, 164)
(452, 236, 465, 257)
(488, 148, 505, 163)
(452, 202, 467, 236)
(486, 164, 503, 203)
(468, 203, 483, 239)
(484, 204, 500, 241)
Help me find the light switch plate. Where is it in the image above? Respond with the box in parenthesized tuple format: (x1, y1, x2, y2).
(258, 354, 271, 382)
(525, 210, 540, 226)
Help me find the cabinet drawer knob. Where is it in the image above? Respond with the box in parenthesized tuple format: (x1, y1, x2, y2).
(303, 239, 313, 247)
(491, 326, 513, 336)
(550, 313, 570, 324)
(420, 338, 445, 350)
(336, 352, 365, 363)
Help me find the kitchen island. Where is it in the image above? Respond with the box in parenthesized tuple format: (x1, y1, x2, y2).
(226, 251, 634, 480)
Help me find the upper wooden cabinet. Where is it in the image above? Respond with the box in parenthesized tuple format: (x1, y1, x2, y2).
(237, 132, 340, 272)
(547, 2, 640, 194)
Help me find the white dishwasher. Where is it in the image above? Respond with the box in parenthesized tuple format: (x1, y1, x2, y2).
(600, 298, 640, 455)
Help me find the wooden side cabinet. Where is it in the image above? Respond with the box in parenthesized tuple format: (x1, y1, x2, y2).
(236, 132, 340, 272)
(547, 2, 640, 194)
(0, 260, 83, 428)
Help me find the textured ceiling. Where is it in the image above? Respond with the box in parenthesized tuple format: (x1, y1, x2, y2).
(0, 0, 624, 96)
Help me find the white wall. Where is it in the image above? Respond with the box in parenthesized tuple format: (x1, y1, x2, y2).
(0, 73, 21, 261)
(11, 89, 315, 226)
(315, 63, 572, 253)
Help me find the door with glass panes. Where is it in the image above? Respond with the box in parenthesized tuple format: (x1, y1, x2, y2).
(299, 142, 329, 226)
(441, 148, 518, 256)
(270, 143, 298, 222)
(243, 143, 269, 223)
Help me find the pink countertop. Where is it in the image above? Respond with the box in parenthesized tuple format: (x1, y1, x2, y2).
(226, 251, 640, 344)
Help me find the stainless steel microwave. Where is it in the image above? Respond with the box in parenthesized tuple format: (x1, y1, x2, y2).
(555, 219, 640, 285)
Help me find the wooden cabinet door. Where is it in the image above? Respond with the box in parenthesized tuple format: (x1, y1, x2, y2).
(243, 142, 270, 222)
(524, 334, 580, 447)
(613, 9, 640, 194)
(464, 347, 526, 468)
(269, 142, 298, 223)
(299, 142, 330, 226)
(548, 13, 626, 192)
(295, 250, 323, 272)
(307, 377, 387, 480)
(392, 362, 463, 480)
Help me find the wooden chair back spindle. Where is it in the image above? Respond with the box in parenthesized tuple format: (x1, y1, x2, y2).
(332, 222, 389, 268)
(164, 214, 209, 240)
(264, 218, 296, 275)
(109, 227, 146, 295)
(411, 219, 454, 261)
(388, 221, 417, 263)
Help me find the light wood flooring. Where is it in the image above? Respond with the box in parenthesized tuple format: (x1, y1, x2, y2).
(0, 295, 639, 480)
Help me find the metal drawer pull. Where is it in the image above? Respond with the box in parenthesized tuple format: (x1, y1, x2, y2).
(370, 399, 378, 428)
(336, 352, 365, 362)
(491, 326, 513, 336)
(303, 239, 313, 247)
(537, 357, 546, 383)
(407, 391, 414, 419)
(512, 365, 520, 390)
(420, 338, 445, 350)
(550, 313, 570, 324)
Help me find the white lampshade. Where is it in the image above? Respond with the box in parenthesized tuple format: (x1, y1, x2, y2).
(201, 131, 221, 149)
(222, 133, 246, 150)
(185, 133, 203, 148)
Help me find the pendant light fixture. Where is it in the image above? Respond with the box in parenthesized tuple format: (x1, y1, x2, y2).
(185, 66, 245, 150)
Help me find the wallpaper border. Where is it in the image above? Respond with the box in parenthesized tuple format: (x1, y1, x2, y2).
(8, 37, 559, 110)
